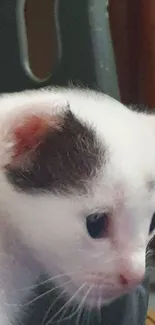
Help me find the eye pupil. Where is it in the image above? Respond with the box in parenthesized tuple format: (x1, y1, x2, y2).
(86, 213, 108, 239)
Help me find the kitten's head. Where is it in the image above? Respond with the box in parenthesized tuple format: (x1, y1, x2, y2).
(0, 88, 154, 308)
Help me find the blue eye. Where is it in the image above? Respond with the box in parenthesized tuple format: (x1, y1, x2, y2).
(86, 213, 109, 239)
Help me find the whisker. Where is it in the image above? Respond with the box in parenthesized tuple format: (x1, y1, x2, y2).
(45, 283, 88, 325)
(58, 303, 78, 325)
(75, 301, 84, 325)
(76, 285, 93, 325)
(56, 285, 93, 324)
(6, 279, 73, 307)
(56, 294, 75, 323)
(8, 270, 84, 294)
(41, 289, 67, 325)
(23, 279, 74, 307)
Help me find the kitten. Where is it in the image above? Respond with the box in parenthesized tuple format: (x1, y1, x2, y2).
(0, 87, 154, 324)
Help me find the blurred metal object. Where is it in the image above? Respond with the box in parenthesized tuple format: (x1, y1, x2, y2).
(146, 233, 155, 285)
(89, 0, 120, 100)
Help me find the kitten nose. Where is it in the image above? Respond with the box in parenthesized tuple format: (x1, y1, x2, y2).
(119, 273, 144, 287)
(119, 259, 145, 287)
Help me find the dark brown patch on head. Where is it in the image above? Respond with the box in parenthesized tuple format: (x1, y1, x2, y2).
(6, 111, 104, 194)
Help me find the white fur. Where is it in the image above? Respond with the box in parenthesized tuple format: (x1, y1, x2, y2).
(0, 88, 154, 323)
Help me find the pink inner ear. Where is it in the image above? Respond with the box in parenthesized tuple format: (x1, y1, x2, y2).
(13, 115, 50, 157)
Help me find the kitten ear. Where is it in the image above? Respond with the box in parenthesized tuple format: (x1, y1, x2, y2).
(5, 99, 68, 168)
(13, 114, 62, 158)
(6, 98, 101, 193)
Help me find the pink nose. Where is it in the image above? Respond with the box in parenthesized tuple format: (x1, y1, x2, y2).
(119, 270, 144, 287)
(118, 255, 145, 288)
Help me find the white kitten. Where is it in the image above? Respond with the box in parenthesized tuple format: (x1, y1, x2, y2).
(0, 87, 154, 324)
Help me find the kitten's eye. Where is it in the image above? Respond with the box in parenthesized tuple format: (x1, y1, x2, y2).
(86, 213, 109, 239)
(149, 213, 155, 233)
